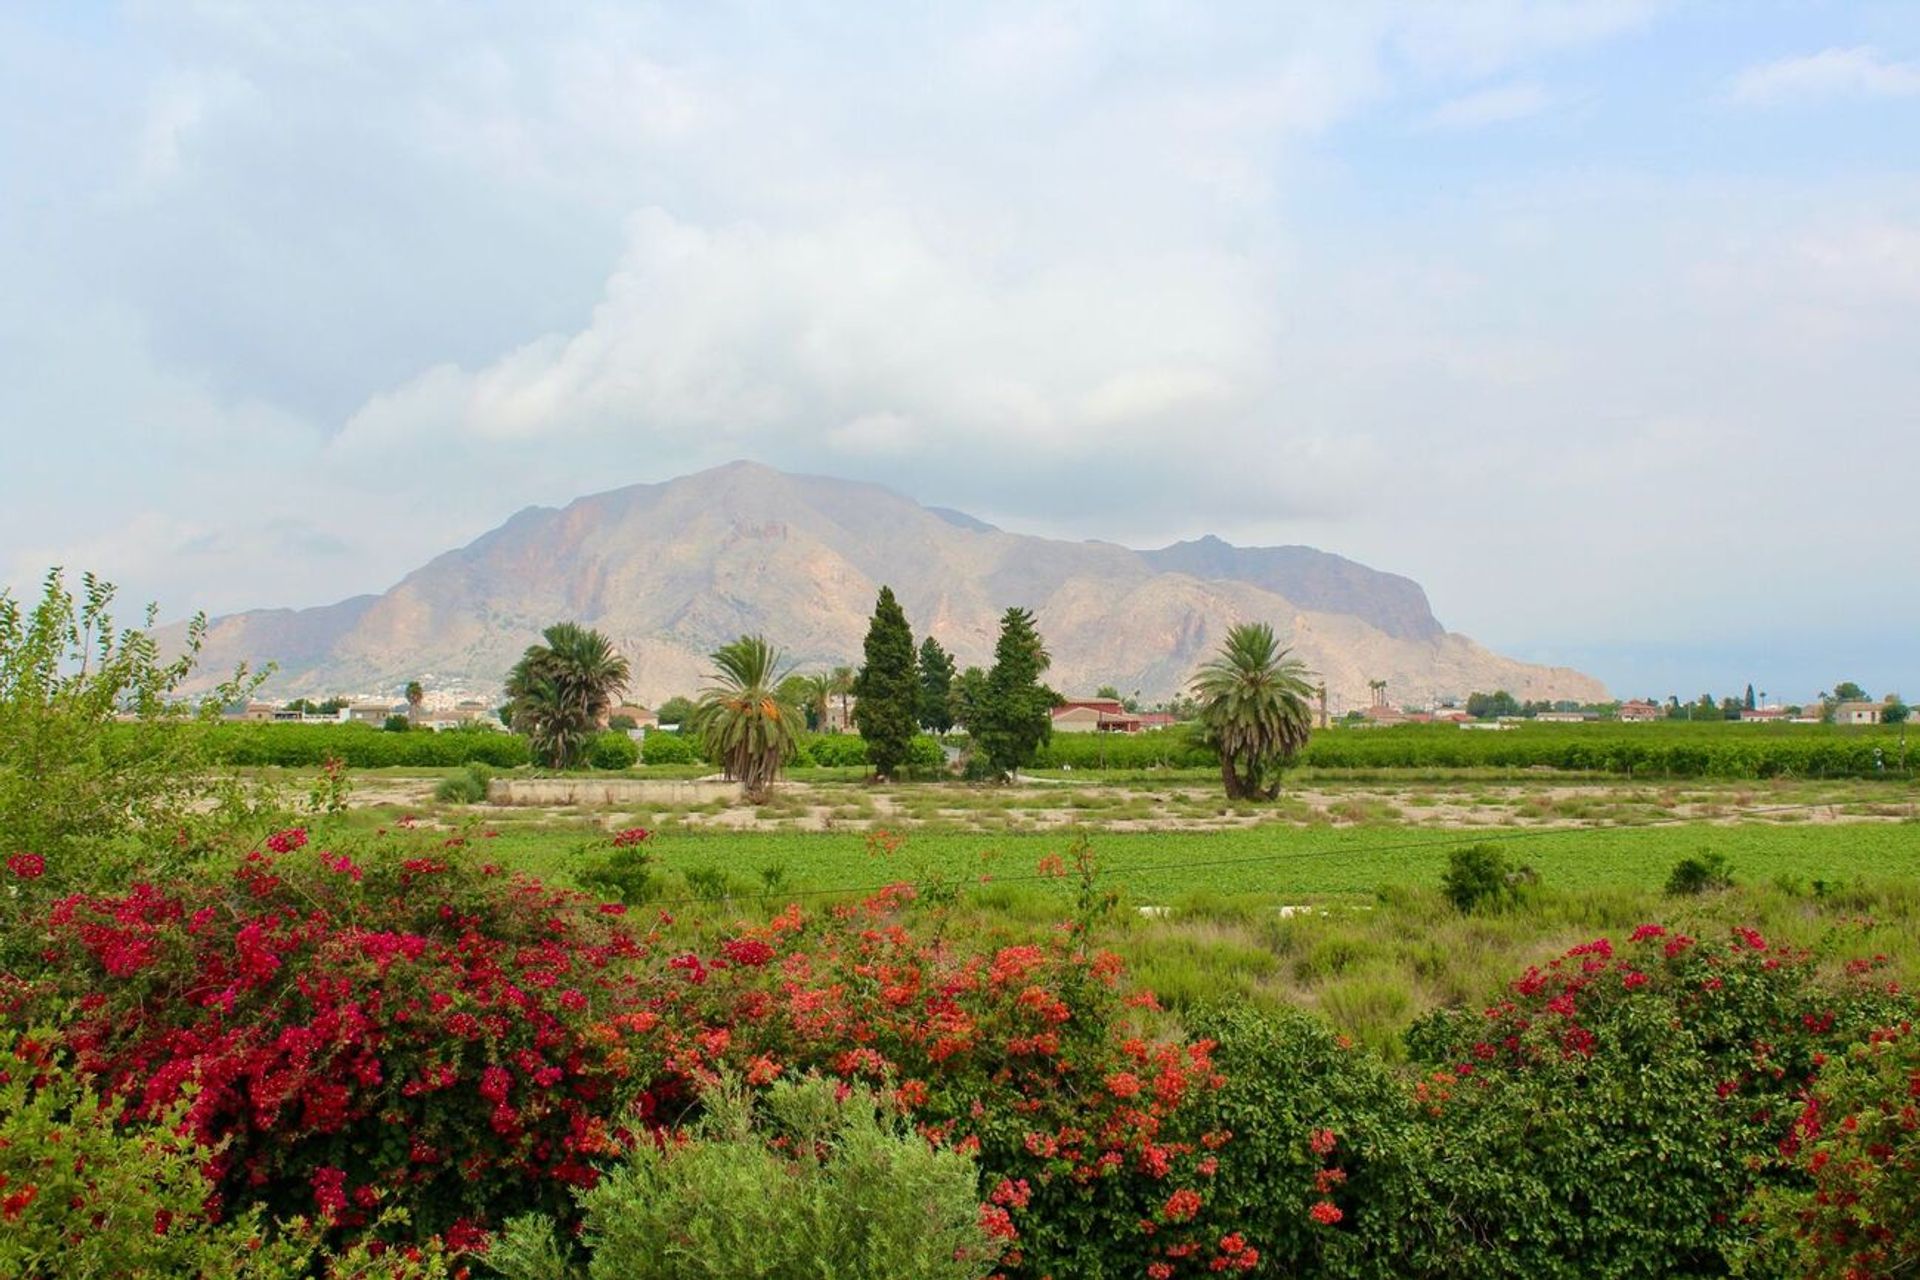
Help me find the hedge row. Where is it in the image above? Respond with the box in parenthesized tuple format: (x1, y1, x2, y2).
(1032, 721, 1913, 778)
(193, 723, 533, 768)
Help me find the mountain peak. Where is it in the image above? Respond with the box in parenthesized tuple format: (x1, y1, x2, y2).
(174, 462, 1603, 708)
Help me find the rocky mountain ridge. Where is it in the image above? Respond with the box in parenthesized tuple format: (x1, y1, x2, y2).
(177, 461, 1607, 710)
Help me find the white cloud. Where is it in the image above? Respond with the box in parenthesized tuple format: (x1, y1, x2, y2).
(1729, 46, 1920, 104)
(4, 2, 1918, 699)
(1421, 81, 1550, 130)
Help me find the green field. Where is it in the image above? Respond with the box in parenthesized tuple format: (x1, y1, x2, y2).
(472, 811, 1920, 904)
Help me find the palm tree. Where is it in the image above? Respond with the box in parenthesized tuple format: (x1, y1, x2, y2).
(405, 680, 424, 722)
(793, 672, 834, 733)
(691, 635, 804, 803)
(828, 665, 856, 732)
(1190, 622, 1315, 801)
(505, 622, 632, 768)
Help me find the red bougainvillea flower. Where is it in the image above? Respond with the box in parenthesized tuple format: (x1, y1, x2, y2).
(264, 827, 308, 854)
(1309, 1200, 1344, 1226)
(1162, 1188, 1204, 1222)
(611, 827, 652, 848)
(1309, 1127, 1338, 1156)
(1629, 924, 1666, 943)
(5, 852, 44, 879)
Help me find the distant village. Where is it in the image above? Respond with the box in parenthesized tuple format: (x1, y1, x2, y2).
(223, 677, 1908, 736)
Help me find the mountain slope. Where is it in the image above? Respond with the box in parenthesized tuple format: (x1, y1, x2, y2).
(176, 461, 1606, 710)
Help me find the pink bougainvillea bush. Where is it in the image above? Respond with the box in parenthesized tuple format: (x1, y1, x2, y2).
(9, 825, 1920, 1278)
(1751, 1018, 1920, 1278)
(10, 831, 1252, 1276)
(1392, 925, 1913, 1278)
(23, 830, 666, 1243)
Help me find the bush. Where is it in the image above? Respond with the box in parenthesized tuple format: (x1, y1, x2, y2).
(1439, 844, 1534, 914)
(1188, 1004, 1426, 1277)
(1666, 849, 1734, 896)
(30, 831, 659, 1244)
(383, 715, 411, 733)
(639, 732, 697, 766)
(490, 1075, 1004, 1280)
(1400, 927, 1914, 1277)
(800, 733, 869, 768)
(0, 570, 258, 888)
(574, 828, 656, 905)
(652, 890, 1243, 1278)
(432, 763, 493, 804)
(202, 722, 532, 770)
(905, 734, 947, 776)
(0, 1033, 303, 1278)
(1748, 1020, 1920, 1277)
(586, 731, 638, 771)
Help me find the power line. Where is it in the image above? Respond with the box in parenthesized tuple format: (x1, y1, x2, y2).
(636, 798, 1856, 909)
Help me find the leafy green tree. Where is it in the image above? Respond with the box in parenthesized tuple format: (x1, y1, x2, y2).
(972, 608, 1056, 779)
(505, 623, 632, 768)
(1466, 690, 1521, 719)
(655, 695, 696, 727)
(1833, 681, 1868, 702)
(1882, 697, 1910, 725)
(917, 636, 956, 733)
(690, 635, 804, 803)
(852, 587, 918, 780)
(1190, 622, 1314, 801)
(951, 666, 988, 731)
(382, 713, 411, 733)
(1095, 684, 1122, 701)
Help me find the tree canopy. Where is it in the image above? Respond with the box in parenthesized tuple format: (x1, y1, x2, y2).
(1190, 621, 1314, 801)
(917, 635, 957, 734)
(852, 586, 919, 780)
(690, 634, 803, 803)
(971, 608, 1056, 779)
(504, 622, 630, 769)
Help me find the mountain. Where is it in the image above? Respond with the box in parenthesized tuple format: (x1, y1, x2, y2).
(174, 461, 1606, 710)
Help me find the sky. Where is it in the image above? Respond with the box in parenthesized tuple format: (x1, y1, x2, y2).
(2, 1, 1916, 705)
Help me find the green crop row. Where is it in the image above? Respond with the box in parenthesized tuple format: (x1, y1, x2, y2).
(1032, 721, 1914, 778)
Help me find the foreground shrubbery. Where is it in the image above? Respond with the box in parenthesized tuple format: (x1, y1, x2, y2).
(2, 823, 1917, 1278)
(491, 1075, 1003, 1279)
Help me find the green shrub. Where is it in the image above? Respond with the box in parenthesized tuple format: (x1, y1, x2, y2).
(586, 731, 639, 771)
(1400, 928, 1914, 1278)
(1745, 1021, 1920, 1277)
(201, 722, 531, 769)
(1187, 1004, 1428, 1278)
(433, 763, 493, 804)
(905, 733, 947, 776)
(0, 570, 259, 888)
(639, 732, 697, 766)
(0, 1033, 314, 1279)
(1665, 849, 1734, 895)
(801, 733, 870, 767)
(489, 1075, 1003, 1280)
(1439, 844, 1533, 913)
(576, 830, 656, 905)
(383, 714, 412, 733)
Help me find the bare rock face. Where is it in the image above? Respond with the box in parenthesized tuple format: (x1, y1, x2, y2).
(174, 461, 1608, 709)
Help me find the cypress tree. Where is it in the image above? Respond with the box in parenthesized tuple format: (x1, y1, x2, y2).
(852, 586, 919, 779)
(974, 607, 1056, 779)
(918, 635, 957, 733)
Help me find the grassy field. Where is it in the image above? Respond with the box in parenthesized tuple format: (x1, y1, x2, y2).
(287, 764, 1920, 1061)
(475, 815, 1919, 902)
